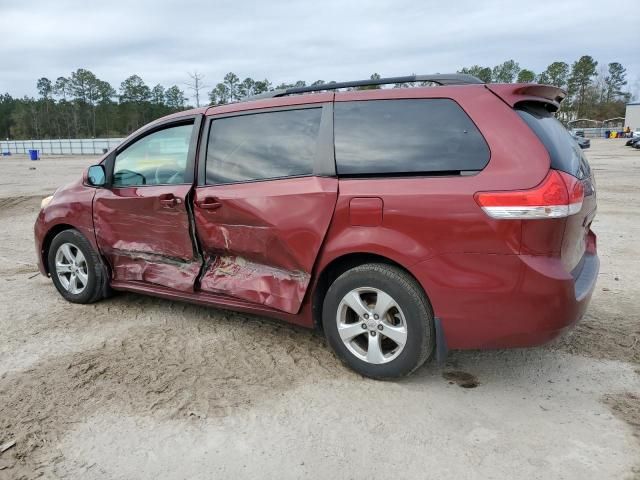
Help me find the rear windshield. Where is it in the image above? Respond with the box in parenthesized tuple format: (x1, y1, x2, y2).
(334, 99, 490, 176)
(516, 103, 590, 179)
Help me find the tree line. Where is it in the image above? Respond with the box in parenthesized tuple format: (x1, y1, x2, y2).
(0, 70, 188, 140)
(0, 55, 632, 140)
(459, 56, 630, 122)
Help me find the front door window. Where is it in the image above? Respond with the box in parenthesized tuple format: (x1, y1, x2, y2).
(113, 124, 193, 187)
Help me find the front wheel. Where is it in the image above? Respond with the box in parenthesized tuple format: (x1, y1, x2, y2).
(47, 229, 109, 304)
(323, 263, 434, 379)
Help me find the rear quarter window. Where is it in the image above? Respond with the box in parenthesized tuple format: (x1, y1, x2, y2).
(334, 99, 490, 176)
(516, 104, 590, 179)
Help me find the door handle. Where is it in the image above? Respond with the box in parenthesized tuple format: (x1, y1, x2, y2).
(197, 196, 222, 210)
(159, 193, 181, 208)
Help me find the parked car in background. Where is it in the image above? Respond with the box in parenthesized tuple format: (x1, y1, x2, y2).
(571, 133, 590, 149)
(626, 137, 640, 147)
(34, 74, 599, 378)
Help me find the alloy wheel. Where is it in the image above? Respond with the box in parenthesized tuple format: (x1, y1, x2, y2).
(54, 242, 88, 294)
(336, 287, 408, 364)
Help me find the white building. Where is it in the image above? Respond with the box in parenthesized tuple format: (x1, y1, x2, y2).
(625, 102, 640, 131)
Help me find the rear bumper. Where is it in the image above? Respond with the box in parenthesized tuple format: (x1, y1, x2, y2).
(572, 251, 599, 302)
(411, 237, 599, 349)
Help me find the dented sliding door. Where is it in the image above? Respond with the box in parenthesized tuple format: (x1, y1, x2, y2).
(194, 101, 337, 313)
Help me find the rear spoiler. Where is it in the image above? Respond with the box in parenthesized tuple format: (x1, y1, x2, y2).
(486, 84, 566, 112)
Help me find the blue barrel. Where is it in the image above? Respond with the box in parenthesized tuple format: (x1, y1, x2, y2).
(28, 149, 39, 160)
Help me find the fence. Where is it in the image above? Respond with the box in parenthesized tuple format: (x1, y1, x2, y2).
(0, 138, 123, 155)
(570, 127, 630, 139)
(2, 129, 630, 155)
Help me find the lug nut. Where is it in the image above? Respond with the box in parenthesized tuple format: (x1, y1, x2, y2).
(377, 324, 383, 331)
(370, 331, 377, 337)
(373, 314, 379, 320)
(361, 323, 367, 329)
(364, 313, 369, 319)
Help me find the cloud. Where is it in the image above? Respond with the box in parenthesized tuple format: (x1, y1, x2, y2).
(1, 0, 638, 100)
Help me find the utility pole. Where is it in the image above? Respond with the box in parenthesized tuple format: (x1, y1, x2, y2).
(185, 72, 208, 107)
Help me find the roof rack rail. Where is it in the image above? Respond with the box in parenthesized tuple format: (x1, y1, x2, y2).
(245, 73, 483, 101)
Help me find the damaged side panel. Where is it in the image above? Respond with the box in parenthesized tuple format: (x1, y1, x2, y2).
(199, 256, 310, 314)
(194, 177, 338, 314)
(107, 249, 201, 291)
(93, 185, 201, 292)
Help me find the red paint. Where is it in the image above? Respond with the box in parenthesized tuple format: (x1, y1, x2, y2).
(409, 249, 597, 349)
(486, 83, 566, 111)
(110, 279, 307, 326)
(198, 255, 309, 314)
(194, 176, 338, 313)
(93, 184, 200, 291)
(349, 197, 383, 226)
(34, 82, 599, 351)
(34, 177, 97, 275)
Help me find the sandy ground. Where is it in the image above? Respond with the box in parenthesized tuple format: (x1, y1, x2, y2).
(0, 140, 639, 479)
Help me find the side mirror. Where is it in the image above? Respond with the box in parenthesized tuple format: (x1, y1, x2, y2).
(87, 165, 106, 187)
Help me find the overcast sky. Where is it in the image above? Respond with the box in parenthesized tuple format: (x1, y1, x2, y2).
(2, 0, 639, 102)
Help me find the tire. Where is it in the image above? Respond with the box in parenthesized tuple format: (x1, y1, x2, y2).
(323, 263, 434, 379)
(47, 229, 109, 304)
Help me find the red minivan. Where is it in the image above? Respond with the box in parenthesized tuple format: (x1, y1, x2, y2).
(34, 74, 598, 378)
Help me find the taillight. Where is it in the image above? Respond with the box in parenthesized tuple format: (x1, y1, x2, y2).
(474, 170, 584, 219)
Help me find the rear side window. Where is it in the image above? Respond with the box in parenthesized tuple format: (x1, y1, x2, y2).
(205, 108, 322, 184)
(516, 104, 590, 178)
(334, 99, 490, 175)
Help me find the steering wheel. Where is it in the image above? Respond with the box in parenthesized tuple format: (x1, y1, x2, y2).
(154, 166, 183, 185)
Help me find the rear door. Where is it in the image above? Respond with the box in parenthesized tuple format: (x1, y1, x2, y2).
(94, 117, 202, 291)
(193, 103, 337, 313)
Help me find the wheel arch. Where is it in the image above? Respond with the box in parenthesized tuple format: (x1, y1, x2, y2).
(41, 224, 77, 275)
(311, 252, 432, 330)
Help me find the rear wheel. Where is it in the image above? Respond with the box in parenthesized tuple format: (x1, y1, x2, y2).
(323, 263, 434, 379)
(47, 229, 109, 304)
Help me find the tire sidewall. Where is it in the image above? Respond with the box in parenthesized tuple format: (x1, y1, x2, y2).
(323, 266, 433, 378)
(47, 230, 99, 303)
